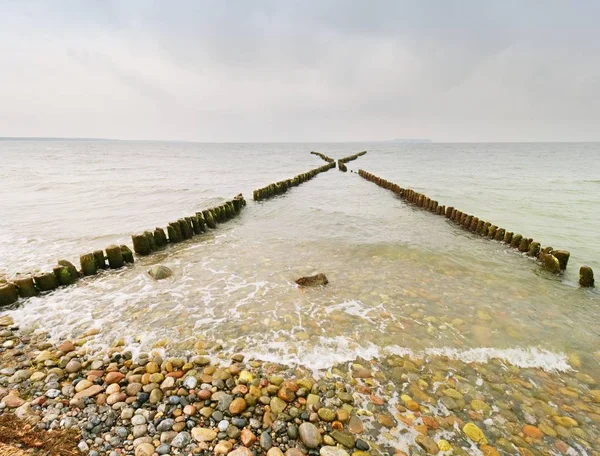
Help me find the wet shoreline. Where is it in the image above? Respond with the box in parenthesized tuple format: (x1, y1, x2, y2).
(1, 315, 599, 456)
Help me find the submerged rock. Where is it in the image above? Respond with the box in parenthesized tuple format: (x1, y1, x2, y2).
(295, 273, 329, 287)
(148, 265, 173, 280)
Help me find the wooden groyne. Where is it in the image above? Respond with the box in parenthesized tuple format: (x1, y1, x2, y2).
(336, 151, 367, 172)
(253, 162, 335, 201)
(358, 170, 595, 287)
(310, 151, 335, 164)
(338, 151, 367, 164)
(0, 194, 247, 308)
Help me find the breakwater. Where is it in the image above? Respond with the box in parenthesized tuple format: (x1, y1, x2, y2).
(337, 150, 367, 172)
(358, 169, 595, 287)
(0, 194, 247, 308)
(338, 150, 367, 164)
(309, 151, 335, 163)
(252, 162, 335, 201)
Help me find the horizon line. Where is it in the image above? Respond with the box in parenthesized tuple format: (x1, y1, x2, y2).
(1, 136, 600, 144)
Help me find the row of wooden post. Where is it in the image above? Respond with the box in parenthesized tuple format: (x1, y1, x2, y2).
(131, 194, 246, 256)
(310, 151, 335, 164)
(338, 151, 367, 172)
(358, 170, 595, 288)
(0, 194, 247, 308)
(252, 162, 335, 201)
(338, 151, 367, 164)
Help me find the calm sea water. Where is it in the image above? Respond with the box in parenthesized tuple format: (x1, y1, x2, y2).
(0, 140, 599, 374)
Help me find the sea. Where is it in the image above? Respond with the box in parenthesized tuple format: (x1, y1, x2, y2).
(0, 140, 598, 371)
(2, 140, 600, 452)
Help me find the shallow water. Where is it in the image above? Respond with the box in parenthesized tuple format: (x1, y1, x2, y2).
(1, 140, 598, 376)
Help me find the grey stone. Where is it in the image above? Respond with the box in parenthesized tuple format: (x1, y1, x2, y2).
(171, 431, 191, 448)
(299, 422, 322, 448)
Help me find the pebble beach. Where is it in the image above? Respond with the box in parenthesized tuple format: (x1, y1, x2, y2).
(1, 312, 600, 456)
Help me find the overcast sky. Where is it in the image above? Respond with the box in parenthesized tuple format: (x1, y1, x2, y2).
(1, 1, 599, 142)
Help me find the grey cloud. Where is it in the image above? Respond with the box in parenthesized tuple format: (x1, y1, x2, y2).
(0, 1, 599, 141)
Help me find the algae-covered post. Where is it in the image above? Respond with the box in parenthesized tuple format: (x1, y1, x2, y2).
(54, 266, 74, 286)
(357, 168, 583, 280)
(167, 224, 180, 243)
(494, 228, 505, 241)
(34, 272, 59, 292)
(12, 277, 38, 298)
(80, 253, 98, 276)
(93, 250, 107, 269)
(132, 233, 152, 256)
(338, 151, 368, 164)
(253, 162, 335, 201)
(144, 231, 157, 251)
(154, 228, 168, 247)
(0, 282, 18, 307)
(553, 250, 570, 270)
(579, 266, 594, 287)
(540, 253, 561, 274)
(120, 245, 134, 264)
(106, 245, 124, 269)
(527, 242, 541, 257)
(310, 151, 335, 163)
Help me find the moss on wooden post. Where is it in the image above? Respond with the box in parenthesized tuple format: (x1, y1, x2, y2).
(579, 266, 594, 287)
(53, 266, 73, 286)
(528, 242, 541, 258)
(203, 210, 217, 229)
(13, 277, 38, 298)
(482, 222, 491, 236)
(172, 221, 184, 241)
(540, 253, 561, 274)
(178, 219, 192, 240)
(195, 213, 207, 232)
(132, 234, 151, 255)
(518, 237, 532, 253)
(494, 228, 505, 241)
(120, 245, 134, 264)
(34, 272, 59, 291)
(144, 231, 157, 251)
(553, 250, 570, 271)
(167, 223, 181, 243)
(80, 253, 98, 276)
(154, 228, 168, 247)
(106, 245, 124, 269)
(510, 234, 523, 249)
(0, 282, 18, 306)
(191, 216, 201, 235)
(94, 250, 107, 269)
(476, 220, 484, 234)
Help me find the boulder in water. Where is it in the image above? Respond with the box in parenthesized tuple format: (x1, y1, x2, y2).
(148, 265, 173, 281)
(295, 273, 328, 287)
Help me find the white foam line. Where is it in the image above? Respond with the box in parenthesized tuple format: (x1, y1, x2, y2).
(385, 346, 572, 372)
